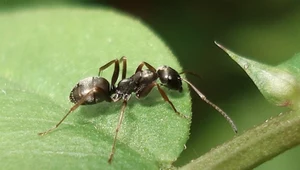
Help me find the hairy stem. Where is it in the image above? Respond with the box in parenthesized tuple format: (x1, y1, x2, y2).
(180, 110, 300, 170)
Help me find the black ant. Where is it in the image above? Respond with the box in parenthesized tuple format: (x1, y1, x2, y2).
(38, 56, 237, 163)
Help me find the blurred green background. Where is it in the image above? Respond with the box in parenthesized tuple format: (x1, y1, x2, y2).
(2, 0, 300, 169)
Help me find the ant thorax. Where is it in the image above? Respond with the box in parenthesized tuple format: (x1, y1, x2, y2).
(113, 69, 158, 101)
(112, 78, 134, 101)
(138, 69, 158, 84)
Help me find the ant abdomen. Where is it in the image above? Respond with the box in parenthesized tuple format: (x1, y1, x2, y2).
(69, 77, 112, 105)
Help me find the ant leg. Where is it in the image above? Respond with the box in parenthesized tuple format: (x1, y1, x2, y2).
(135, 83, 156, 98)
(135, 61, 156, 73)
(98, 59, 120, 87)
(155, 83, 189, 119)
(108, 100, 128, 164)
(119, 56, 127, 79)
(136, 82, 187, 116)
(38, 87, 103, 136)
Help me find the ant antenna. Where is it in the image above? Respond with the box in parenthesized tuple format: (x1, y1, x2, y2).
(179, 71, 202, 80)
(181, 77, 238, 133)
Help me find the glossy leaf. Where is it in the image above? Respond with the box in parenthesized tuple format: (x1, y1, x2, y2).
(215, 42, 300, 110)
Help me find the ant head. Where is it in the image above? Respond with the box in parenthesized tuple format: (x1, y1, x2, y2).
(157, 66, 183, 92)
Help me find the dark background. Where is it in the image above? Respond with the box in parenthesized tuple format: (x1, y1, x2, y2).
(2, 1, 300, 169)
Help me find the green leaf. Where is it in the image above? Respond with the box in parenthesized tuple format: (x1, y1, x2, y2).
(178, 42, 300, 169)
(0, 7, 191, 169)
(215, 42, 300, 110)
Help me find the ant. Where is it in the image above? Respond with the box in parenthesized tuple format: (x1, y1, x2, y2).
(38, 56, 238, 163)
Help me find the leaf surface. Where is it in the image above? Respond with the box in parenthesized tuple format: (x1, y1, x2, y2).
(0, 7, 191, 170)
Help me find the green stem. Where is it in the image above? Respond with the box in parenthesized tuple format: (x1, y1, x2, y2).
(180, 110, 300, 170)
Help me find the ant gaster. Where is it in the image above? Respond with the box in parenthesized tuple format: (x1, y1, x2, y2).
(38, 56, 237, 163)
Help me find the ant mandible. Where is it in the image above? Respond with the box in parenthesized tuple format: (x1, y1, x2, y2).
(38, 56, 238, 163)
